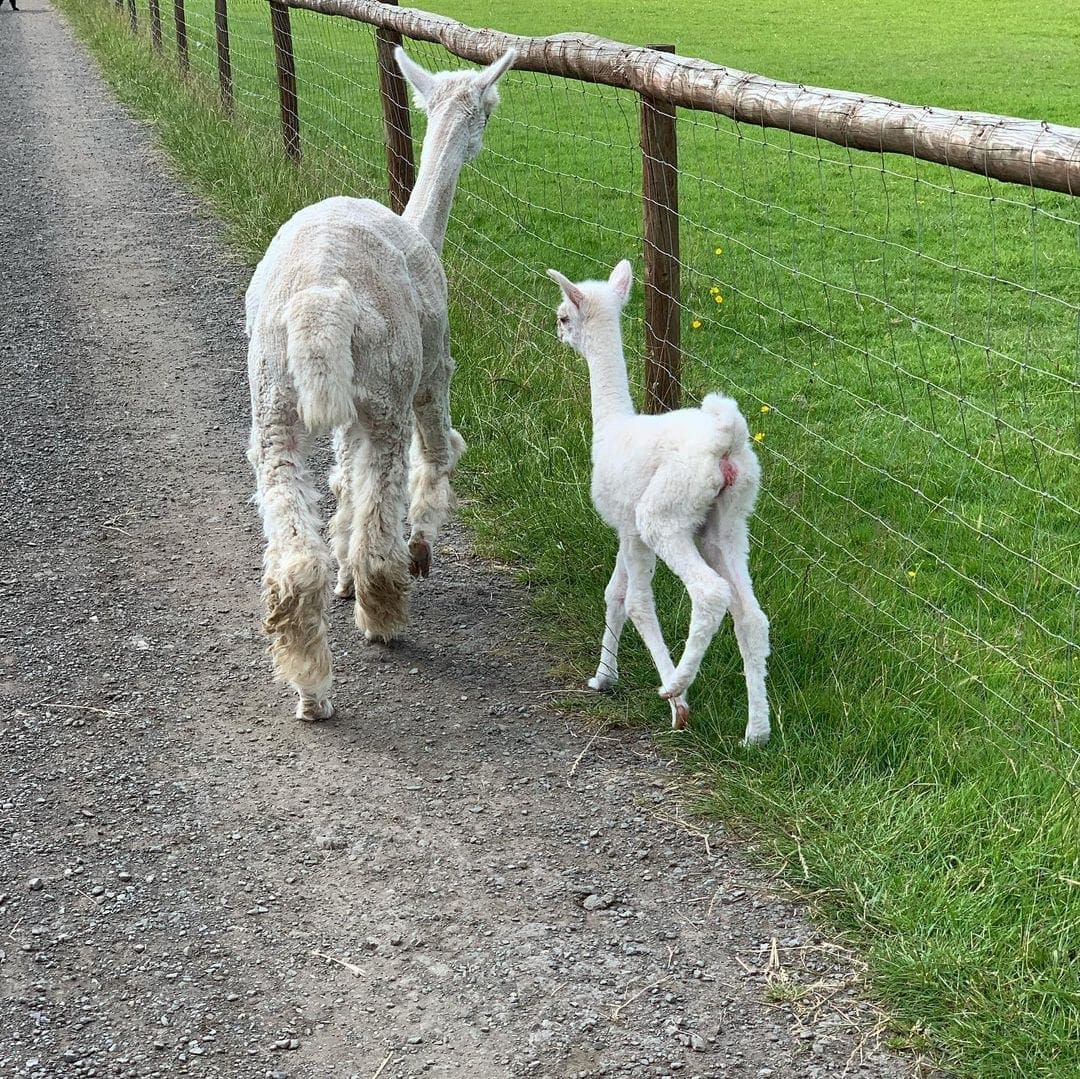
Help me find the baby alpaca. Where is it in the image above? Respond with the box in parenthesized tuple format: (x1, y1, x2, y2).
(547, 260, 770, 744)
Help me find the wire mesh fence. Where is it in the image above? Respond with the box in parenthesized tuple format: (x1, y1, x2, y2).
(112, 0, 1078, 781)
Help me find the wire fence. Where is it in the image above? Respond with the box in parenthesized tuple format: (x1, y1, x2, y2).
(110, 0, 1078, 785)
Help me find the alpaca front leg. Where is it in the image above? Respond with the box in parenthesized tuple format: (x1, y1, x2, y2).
(620, 536, 689, 729)
(589, 549, 627, 691)
(408, 374, 465, 578)
(349, 421, 413, 642)
(329, 426, 359, 598)
(652, 533, 732, 704)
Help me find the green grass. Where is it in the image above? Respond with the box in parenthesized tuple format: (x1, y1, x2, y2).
(57, 1, 1080, 1075)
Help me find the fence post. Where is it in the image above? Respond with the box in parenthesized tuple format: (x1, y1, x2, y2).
(270, 2, 302, 161)
(174, 0, 190, 74)
(148, 0, 162, 51)
(214, 0, 235, 113)
(373, 0, 416, 214)
(640, 44, 681, 414)
(126, 0, 138, 33)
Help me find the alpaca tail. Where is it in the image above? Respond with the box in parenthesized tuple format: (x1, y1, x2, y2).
(701, 393, 750, 457)
(284, 279, 364, 433)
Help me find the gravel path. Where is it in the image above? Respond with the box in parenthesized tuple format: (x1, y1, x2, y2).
(0, 5, 922, 1078)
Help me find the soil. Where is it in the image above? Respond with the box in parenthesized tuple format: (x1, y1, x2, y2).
(0, 5, 925, 1078)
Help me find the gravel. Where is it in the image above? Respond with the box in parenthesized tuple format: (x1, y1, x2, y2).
(0, 4, 929, 1078)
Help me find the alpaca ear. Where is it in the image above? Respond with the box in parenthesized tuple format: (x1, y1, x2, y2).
(395, 47, 436, 109)
(547, 268, 585, 310)
(609, 259, 633, 305)
(478, 48, 516, 101)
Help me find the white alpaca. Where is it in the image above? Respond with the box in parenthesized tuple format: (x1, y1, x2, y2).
(245, 47, 515, 721)
(547, 260, 771, 744)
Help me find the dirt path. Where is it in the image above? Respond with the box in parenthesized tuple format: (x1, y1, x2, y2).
(0, 6, 918, 1078)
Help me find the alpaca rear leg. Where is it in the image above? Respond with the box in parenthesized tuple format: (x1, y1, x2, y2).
(649, 533, 731, 705)
(703, 527, 771, 746)
(620, 536, 689, 729)
(349, 422, 412, 642)
(251, 412, 334, 720)
(408, 372, 465, 579)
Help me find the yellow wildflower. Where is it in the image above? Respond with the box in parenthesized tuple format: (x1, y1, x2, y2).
(709, 286, 720, 295)
(691, 319, 702, 329)
(907, 569, 917, 580)
(760, 404, 771, 414)
(753, 432, 765, 443)
(714, 247, 723, 255)
(714, 294, 724, 304)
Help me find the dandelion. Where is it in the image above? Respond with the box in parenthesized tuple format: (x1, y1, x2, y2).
(691, 319, 702, 329)
(714, 294, 724, 304)
(753, 432, 765, 443)
(760, 404, 771, 414)
(714, 246, 723, 255)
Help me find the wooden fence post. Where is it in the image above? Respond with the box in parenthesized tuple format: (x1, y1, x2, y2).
(270, 2, 302, 161)
(148, 0, 163, 51)
(374, 0, 416, 214)
(215, 0, 235, 113)
(640, 44, 681, 414)
(126, 0, 138, 33)
(174, 0, 190, 74)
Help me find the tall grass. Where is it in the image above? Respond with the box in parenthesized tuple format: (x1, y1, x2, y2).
(57, 1, 1080, 1075)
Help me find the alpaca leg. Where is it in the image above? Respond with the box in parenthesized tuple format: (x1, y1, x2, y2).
(249, 400, 334, 721)
(348, 418, 412, 642)
(702, 524, 771, 746)
(648, 532, 732, 704)
(408, 363, 465, 578)
(620, 535, 690, 729)
(328, 427, 357, 598)
(589, 546, 628, 691)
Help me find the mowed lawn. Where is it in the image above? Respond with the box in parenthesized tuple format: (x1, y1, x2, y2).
(60, 1, 1080, 1075)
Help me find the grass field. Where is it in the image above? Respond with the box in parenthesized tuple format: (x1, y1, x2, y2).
(57, 1, 1080, 1075)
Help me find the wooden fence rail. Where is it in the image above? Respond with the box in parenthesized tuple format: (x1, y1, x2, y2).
(279, 0, 1080, 197)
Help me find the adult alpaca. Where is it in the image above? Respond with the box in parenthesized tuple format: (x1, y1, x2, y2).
(547, 260, 771, 744)
(246, 47, 515, 721)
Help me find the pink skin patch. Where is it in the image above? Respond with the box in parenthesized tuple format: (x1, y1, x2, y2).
(720, 455, 739, 488)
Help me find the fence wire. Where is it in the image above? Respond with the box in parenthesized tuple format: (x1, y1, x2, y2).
(117, 0, 1078, 785)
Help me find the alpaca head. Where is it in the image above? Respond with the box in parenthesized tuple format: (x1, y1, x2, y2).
(395, 47, 516, 160)
(546, 260, 633, 353)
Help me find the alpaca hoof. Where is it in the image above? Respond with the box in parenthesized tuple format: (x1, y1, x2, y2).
(296, 697, 333, 722)
(741, 728, 770, 747)
(670, 700, 690, 731)
(334, 578, 355, 599)
(588, 673, 617, 692)
(658, 680, 687, 701)
(409, 537, 431, 579)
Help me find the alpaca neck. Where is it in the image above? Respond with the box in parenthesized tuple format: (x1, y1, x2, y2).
(583, 316, 635, 427)
(402, 109, 469, 254)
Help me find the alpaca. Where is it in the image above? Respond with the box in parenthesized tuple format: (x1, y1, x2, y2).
(546, 260, 771, 744)
(245, 47, 515, 720)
